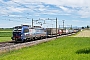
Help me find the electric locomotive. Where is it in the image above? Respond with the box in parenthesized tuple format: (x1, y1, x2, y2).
(11, 25, 46, 42)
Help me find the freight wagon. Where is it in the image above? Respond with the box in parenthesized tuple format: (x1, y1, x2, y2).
(60, 29, 69, 35)
(68, 29, 74, 34)
(46, 28, 58, 34)
(73, 29, 80, 33)
(46, 28, 63, 37)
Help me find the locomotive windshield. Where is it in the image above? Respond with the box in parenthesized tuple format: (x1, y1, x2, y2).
(23, 29, 29, 33)
(13, 26, 22, 32)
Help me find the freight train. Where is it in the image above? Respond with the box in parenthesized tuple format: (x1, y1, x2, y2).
(11, 25, 80, 42)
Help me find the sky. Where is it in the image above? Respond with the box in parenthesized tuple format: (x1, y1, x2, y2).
(0, 0, 90, 28)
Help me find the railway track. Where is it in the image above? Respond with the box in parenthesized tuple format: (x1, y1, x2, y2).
(0, 41, 15, 47)
(0, 43, 14, 47)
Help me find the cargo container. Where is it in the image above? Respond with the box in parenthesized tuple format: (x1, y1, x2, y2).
(46, 28, 58, 35)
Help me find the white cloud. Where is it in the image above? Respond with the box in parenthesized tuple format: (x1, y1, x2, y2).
(8, 6, 27, 13)
(1, 0, 90, 17)
(1, 0, 90, 28)
(7, 15, 22, 17)
(78, 7, 90, 18)
(72, 20, 84, 23)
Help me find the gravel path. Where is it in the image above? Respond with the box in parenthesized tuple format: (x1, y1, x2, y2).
(72, 30, 90, 37)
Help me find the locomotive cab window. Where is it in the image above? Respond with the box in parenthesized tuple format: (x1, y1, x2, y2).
(23, 29, 29, 33)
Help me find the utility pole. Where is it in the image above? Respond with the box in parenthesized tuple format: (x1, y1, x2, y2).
(56, 18, 57, 38)
(32, 18, 33, 28)
(62, 20, 65, 29)
(59, 25, 60, 29)
(39, 18, 58, 38)
(71, 25, 72, 29)
(47, 18, 57, 38)
(32, 19, 39, 28)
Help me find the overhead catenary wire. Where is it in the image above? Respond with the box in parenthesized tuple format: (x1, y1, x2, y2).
(0, 0, 32, 24)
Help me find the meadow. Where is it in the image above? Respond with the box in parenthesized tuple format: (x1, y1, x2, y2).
(0, 28, 13, 31)
(0, 37, 11, 42)
(0, 37, 90, 60)
(0, 32, 12, 37)
(0, 28, 12, 42)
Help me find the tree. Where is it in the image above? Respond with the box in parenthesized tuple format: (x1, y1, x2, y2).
(82, 27, 85, 29)
(87, 25, 89, 28)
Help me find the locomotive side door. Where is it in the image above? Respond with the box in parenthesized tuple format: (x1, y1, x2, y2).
(23, 28, 29, 39)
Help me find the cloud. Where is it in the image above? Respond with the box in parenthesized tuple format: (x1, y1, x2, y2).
(8, 6, 27, 13)
(0, 0, 90, 19)
(78, 7, 90, 18)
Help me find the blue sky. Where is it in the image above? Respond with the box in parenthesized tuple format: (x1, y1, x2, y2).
(0, 0, 90, 28)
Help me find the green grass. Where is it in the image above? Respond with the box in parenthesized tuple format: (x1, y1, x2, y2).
(0, 28, 13, 31)
(0, 28, 12, 37)
(0, 31, 12, 32)
(0, 37, 11, 42)
(0, 37, 90, 60)
(0, 31, 12, 42)
(0, 32, 12, 37)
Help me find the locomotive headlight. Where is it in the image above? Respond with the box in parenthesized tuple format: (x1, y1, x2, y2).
(21, 34, 23, 37)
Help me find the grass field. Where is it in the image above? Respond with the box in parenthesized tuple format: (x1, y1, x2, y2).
(0, 29, 12, 42)
(0, 37, 90, 60)
(0, 32, 12, 37)
(0, 37, 11, 42)
(0, 28, 13, 31)
(0, 31, 12, 42)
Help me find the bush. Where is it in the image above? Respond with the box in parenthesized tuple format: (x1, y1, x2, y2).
(76, 48, 90, 54)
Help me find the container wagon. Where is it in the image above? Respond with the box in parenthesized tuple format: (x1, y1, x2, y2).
(61, 29, 69, 35)
(46, 28, 62, 37)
